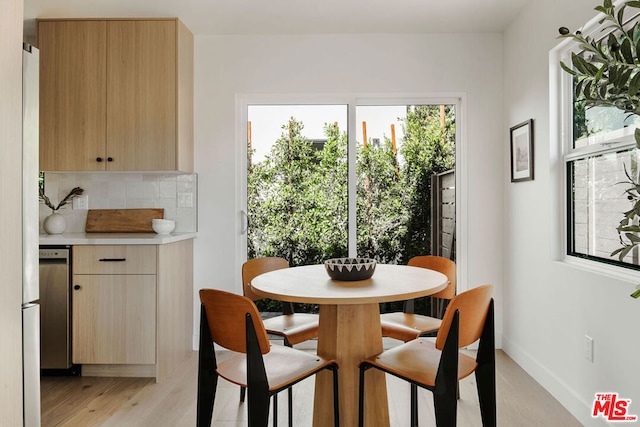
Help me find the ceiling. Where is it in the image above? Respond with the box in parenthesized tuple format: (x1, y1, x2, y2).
(24, 0, 531, 37)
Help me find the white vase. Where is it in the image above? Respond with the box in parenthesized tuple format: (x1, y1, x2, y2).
(43, 212, 66, 234)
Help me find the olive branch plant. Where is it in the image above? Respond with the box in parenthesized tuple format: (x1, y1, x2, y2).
(558, 0, 640, 298)
(39, 187, 84, 212)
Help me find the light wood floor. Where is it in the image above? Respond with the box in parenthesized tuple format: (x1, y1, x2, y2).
(41, 343, 582, 426)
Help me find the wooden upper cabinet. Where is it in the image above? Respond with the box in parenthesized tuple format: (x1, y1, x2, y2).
(107, 21, 176, 171)
(38, 21, 108, 171)
(38, 19, 194, 172)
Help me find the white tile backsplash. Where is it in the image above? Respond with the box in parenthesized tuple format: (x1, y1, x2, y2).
(107, 181, 127, 198)
(40, 172, 198, 233)
(159, 181, 177, 198)
(126, 182, 159, 199)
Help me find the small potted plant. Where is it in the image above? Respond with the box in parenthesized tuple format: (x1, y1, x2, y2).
(39, 186, 84, 234)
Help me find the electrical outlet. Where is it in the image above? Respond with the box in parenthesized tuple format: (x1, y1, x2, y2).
(178, 193, 193, 208)
(585, 335, 594, 362)
(73, 195, 89, 210)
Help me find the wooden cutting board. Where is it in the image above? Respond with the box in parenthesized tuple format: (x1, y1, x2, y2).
(85, 208, 165, 233)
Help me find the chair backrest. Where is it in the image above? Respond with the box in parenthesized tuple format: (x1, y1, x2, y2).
(199, 288, 271, 354)
(408, 255, 456, 299)
(435, 284, 493, 350)
(242, 257, 289, 301)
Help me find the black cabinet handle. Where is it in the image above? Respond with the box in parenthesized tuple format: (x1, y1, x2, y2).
(107, 157, 113, 162)
(98, 258, 126, 262)
(96, 157, 103, 162)
(74, 285, 81, 290)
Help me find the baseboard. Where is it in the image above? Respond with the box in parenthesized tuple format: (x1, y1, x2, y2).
(502, 335, 608, 427)
(81, 364, 156, 379)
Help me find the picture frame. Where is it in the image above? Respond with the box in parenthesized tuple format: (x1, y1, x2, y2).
(510, 119, 534, 182)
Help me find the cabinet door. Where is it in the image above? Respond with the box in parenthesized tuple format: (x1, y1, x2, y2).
(107, 20, 177, 171)
(38, 20, 107, 171)
(72, 275, 156, 364)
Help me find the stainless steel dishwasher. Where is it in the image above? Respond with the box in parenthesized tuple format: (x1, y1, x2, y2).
(39, 246, 76, 373)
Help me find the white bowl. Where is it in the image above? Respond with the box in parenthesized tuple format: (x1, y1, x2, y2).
(152, 219, 175, 235)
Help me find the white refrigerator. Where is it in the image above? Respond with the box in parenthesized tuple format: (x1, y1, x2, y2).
(22, 42, 41, 427)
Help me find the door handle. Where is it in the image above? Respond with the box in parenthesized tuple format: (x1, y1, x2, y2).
(98, 258, 126, 262)
(240, 210, 249, 234)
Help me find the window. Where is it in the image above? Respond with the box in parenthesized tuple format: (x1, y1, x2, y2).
(559, 10, 640, 269)
(567, 147, 640, 267)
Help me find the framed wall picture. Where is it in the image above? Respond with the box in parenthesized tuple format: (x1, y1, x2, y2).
(510, 119, 534, 182)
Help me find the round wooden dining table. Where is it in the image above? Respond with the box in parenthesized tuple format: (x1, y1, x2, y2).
(251, 263, 448, 427)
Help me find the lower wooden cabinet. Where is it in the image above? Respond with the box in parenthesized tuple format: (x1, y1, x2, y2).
(71, 240, 193, 382)
(72, 274, 156, 364)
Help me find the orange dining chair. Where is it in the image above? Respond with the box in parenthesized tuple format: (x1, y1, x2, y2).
(242, 257, 320, 415)
(380, 255, 456, 342)
(243, 257, 319, 347)
(196, 289, 339, 427)
(359, 284, 495, 427)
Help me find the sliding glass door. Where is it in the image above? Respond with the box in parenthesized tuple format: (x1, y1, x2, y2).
(244, 98, 457, 268)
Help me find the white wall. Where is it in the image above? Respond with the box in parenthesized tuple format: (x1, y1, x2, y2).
(193, 33, 506, 345)
(503, 1, 640, 425)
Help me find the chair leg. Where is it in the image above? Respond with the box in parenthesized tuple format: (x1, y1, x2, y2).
(475, 299, 496, 427)
(283, 339, 294, 426)
(288, 388, 293, 427)
(358, 364, 369, 427)
(246, 314, 271, 427)
(433, 310, 459, 427)
(410, 384, 418, 427)
(196, 350, 218, 427)
(197, 306, 218, 427)
(475, 367, 496, 427)
(273, 394, 278, 427)
(433, 387, 457, 427)
(331, 364, 340, 427)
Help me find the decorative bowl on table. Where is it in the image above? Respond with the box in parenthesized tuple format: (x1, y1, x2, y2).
(324, 258, 377, 281)
(152, 218, 175, 235)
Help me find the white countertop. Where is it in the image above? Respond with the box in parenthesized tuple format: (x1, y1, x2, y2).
(39, 232, 197, 246)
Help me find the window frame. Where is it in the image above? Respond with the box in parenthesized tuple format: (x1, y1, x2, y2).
(235, 93, 467, 285)
(554, 2, 640, 273)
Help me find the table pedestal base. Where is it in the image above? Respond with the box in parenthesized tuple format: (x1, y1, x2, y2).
(313, 303, 390, 427)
